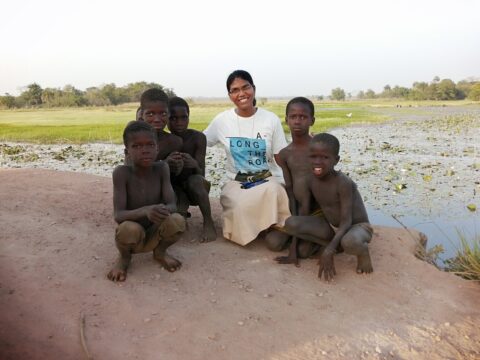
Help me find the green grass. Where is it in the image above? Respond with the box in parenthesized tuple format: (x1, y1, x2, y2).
(445, 231, 480, 281)
(3, 99, 473, 144)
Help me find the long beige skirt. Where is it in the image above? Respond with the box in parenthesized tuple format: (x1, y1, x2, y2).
(219, 179, 290, 246)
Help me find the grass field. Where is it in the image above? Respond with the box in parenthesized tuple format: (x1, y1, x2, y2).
(0, 99, 475, 144)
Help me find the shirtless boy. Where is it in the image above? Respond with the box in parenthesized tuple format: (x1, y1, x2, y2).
(140, 88, 182, 161)
(266, 97, 330, 262)
(166, 96, 217, 242)
(107, 121, 186, 282)
(283, 133, 373, 281)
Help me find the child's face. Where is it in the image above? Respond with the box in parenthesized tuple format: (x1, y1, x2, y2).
(142, 101, 169, 131)
(286, 103, 314, 136)
(309, 142, 339, 178)
(125, 131, 158, 167)
(168, 106, 189, 135)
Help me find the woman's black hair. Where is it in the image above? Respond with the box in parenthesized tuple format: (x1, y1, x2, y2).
(226, 70, 257, 107)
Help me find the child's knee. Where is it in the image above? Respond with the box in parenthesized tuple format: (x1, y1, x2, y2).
(186, 175, 210, 201)
(160, 213, 186, 239)
(284, 216, 301, 234)
(115, 221, 144, 247)
(341, 235, 367, 255)
(297, 241, 319, 258)
(265, 230, 289, 251)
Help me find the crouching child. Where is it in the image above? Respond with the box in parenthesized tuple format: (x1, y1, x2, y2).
(107, 121, 186, 282)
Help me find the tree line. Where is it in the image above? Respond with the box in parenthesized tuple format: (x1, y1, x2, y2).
(0, 82, 175, 109)
(1, 76, 480, 109)
(330, 76, 480, 101)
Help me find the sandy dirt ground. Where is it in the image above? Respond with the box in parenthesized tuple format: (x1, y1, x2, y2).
(0, 168, 479, 360)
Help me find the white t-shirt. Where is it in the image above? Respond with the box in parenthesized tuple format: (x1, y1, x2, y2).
(204, 108, 287, 182)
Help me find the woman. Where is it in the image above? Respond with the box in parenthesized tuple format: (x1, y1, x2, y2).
(204, 70, 290, 245)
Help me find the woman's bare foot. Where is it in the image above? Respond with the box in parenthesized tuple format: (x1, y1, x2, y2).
(201, 220, 217, 243)
(356, 250, 373, 274)
(154, 251, 182, 272)
(107, 255, 130, 282)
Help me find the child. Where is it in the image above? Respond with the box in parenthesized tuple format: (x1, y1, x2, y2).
(267, 97, 331, 263)
(135, 106, 143, 121)
(107, 121, 186, 282)
(140, 88, 183, 161)
(166, 97, 217, 242)
(283, 133, 373, 281)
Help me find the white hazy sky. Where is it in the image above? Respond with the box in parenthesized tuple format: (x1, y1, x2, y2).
(1, 0, 479, 97)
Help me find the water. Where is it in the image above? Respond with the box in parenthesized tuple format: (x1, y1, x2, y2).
(368, 206, 479, 265)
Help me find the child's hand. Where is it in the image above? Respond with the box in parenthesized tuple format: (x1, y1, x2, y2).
(180, 153, 198, 169)
(318, 248, 336, 281)
(166, 152, 184, 176)
(146, 204, 170, 224)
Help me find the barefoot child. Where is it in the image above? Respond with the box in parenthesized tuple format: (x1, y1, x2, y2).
(283, 133, 373, 281)
(267, 97, 331, 263)
(107, 121, 186, 282)
(166, 97, 217, 242)
(140, 88, 182, 161)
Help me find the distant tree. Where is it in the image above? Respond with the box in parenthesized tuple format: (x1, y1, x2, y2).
(435, 79, 458, 100)
(357, 90, 365, 99)
(381, 85, 392, 98)
(330, 87, 345, 101)
(468, 83, 480, 101)
(365, 89, 376, 99)
(61, 85, 86, 106)
(0, 93, 16, 108)
(20, 83, 43, 106)
(259, 97, 268, 105)
(100, 83, 122, 105)
(409, 81, 429, 100)
(456, 79, 477, 99)
(84, 87, 111, 106)
(391, 86, 410, 98)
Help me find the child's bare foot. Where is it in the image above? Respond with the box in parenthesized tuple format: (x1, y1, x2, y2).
(107, 256, 130, 282)
(356, 250, 373, 274)
(201, 220, 217, 243)
(154, 251, 182, 272)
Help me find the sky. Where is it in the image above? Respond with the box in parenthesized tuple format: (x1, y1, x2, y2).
(1, 0, 479, 98)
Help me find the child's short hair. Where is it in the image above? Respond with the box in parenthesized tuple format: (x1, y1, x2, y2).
(311, 133, 340, 156)
(286, 97, 315, 117)
(123, 120, 156, 146)
(169, 96, 190, 115)
(140, 88, 169, 108)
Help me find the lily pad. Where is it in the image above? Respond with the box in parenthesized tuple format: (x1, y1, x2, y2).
(466, 204, 477, 212)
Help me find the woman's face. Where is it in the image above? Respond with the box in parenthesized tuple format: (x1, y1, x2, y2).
(228, 77, 255, 112)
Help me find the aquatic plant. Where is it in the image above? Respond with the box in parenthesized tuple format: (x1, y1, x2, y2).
(445, 231, 480, 281)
